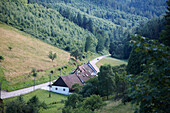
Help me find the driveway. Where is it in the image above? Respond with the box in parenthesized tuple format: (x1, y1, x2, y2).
(1, 54, 110, 99)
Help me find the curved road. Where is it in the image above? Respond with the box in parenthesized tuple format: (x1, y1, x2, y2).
(1, 54, 110, 99)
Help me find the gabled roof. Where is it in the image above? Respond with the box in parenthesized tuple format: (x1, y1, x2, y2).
(52, 63, 97, 90)
(52, 74, 83, 89)
(61, 74, 83, 89)
(52, 77, 67, 87)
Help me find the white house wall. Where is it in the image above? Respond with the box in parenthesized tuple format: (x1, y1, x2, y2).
(52, 86, 69, 95)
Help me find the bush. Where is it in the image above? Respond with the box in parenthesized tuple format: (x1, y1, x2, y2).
(0, 56, 4, 62)
(5, 96, 47, 113)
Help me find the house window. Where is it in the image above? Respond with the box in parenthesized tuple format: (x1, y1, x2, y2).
(63, 89, 65, 91)
(56, 88, 58, 90)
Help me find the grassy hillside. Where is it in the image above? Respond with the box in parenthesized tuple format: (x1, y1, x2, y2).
(96, 57, 127, 68)
(0, 23, 71, 90)
(0, 23, 70, 78)
(0, 23, 99, 91)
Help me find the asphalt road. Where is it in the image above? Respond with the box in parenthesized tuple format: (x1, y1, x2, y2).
(90, 54, 111, 73)
(1, 54, 110, 99)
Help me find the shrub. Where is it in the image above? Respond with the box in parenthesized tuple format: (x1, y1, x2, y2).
(0, 56, 4, 62)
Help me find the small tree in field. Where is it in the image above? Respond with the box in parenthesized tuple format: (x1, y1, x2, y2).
(32, 68, 37, 91)
(48, 51, 57, 62)
(8, 46, 12, 51)
(0, 56, 4, 62)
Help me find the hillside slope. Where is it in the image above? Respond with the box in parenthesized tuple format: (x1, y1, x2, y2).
(0, 1, 97, 52)
(0, 23, 70, 83)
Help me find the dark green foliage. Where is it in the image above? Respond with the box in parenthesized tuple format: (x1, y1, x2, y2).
(48, 51, 57, 62)
(8, 46, 13, 51)
(70, 49, 82, 60)
(85, 36, 92, 52)
(85, 36, 97, 52)
(111, 65, 129, 100)
(136, 17, 165, 40)
(84, 0, 166, 19)
(160, 0, 170, 46)
(96, 34, 105, 53)
(0, 56, 4, 62)
(6, 96, 25, 113)
(88, 19, 94, 33)
(6, 96, 47, 113)
(79, 77, 99, 97)
(26, 96, 47, 113)
(0, 99, 4, 113)
(63, 94, 103, 113)
(32, 68, 37, 90)
(64, 93, 83, 109)
(98, 65, 115, 100)
(126, 46, 147, 75)
(95, 30, 110, 54)
(72, 83, 82, 93)
(77, 13, 82, 26)
(127, 37, 170, 113)
(0, 0, 96, 53)
(62, 107, 93, 113)
(32, 68, 37, 77)
(82, 95, 104, 111)
(110, 33, 132, 59)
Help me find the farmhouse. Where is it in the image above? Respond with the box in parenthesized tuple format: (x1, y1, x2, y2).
(52, 62, 97, 95)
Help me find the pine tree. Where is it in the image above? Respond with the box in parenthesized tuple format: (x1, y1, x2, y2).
(160, 0, 170, 46)
(85, 36, 93, 52)
(88, 19, 94, 33)
(77, 13, 82, 26)
(83, 15, 88, 29)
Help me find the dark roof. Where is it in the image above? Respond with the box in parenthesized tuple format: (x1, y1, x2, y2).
(53, 63, 97, 89)
(61, 74, 83, 89)
(52, 77, 67, 87)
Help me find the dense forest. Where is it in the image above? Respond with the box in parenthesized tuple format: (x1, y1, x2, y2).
(0, 0, 97, 54)
(0, 0, 167, 59)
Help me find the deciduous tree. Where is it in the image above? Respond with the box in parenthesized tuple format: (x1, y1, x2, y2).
(32, 68, 37, 91)
(98, 65, 115, 100)
(48, 51, 57, 62)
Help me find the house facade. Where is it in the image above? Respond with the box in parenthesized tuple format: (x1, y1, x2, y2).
(52, 62, 97, 95)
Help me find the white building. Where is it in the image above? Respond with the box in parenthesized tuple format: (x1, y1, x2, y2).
(52, 62, 97, 95)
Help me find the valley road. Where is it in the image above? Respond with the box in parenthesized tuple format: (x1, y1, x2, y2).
(1, 54, 110, 99)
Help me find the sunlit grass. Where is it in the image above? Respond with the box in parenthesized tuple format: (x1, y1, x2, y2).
(0, 24, 71, 91)
(96, 57, 127, 68)
(96, 100, 133, 113)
